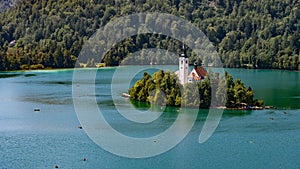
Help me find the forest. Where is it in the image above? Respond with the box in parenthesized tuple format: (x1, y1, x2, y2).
(0, 0, 299, 70)
(129, 70, 264, 109)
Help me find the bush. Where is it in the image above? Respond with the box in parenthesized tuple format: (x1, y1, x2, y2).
(29, 64, 45, 70)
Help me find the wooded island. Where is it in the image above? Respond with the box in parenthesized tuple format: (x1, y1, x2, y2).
(129, 70, 264, 109)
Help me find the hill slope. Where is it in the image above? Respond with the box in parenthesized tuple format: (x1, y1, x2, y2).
(0, 0, 299, 70)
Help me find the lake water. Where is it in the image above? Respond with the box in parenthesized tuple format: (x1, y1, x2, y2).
(0, 67, 299, 169)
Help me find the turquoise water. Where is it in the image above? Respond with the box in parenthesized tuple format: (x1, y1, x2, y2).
(0, 67, 299, 168)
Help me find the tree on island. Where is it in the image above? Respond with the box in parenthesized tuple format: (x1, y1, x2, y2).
(129, 70, 264, 109)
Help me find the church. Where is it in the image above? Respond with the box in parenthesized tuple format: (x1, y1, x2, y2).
(175, 45, 207, 85)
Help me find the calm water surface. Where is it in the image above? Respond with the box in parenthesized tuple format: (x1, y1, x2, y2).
(0, 67, 299, 169)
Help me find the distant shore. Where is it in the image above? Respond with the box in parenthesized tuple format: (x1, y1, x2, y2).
(1, 64, 300, 72)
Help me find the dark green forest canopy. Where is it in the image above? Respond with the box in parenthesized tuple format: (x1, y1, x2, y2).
(0, 0, 299, 70)
(129, 70, 264, 109)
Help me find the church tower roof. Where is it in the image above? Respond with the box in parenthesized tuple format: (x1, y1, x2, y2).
(179, 44, 187, 58)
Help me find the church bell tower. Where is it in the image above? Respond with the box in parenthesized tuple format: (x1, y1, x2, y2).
(179, 45, 189, 85)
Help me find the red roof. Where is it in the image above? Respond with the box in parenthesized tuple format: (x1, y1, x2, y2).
(194, 66, 207, 77)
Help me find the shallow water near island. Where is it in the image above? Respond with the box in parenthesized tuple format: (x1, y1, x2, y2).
(0, 66, 299, 168)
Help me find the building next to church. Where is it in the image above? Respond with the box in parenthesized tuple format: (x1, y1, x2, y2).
(175, 45, 207, 85)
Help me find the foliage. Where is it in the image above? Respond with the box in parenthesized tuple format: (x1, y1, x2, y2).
(129, 71, 181, 107)
(0, 0, 299, 70)
(129, 70, 263, 109)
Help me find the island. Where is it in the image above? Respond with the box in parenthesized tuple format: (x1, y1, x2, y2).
(129, 46, 264, 110)
(129, 70, 264, 110)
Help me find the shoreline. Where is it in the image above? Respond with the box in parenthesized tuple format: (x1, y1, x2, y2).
(1, 64, 300, 72)
(130, 101, 277, 111)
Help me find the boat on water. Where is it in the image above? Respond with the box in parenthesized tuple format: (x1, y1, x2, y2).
(121, 93, 130, 98)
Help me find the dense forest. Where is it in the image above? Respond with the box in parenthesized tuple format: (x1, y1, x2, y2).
(0, 0, 299, 70)
(129, 70, 264, 109)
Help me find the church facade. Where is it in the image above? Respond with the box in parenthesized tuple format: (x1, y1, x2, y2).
(175, 45, 207, 85)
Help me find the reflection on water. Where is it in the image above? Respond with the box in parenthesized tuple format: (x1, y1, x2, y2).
(0, 73, 22, 78)
(24, 74, 37, 77)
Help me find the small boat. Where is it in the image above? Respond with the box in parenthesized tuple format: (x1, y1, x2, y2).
(121, 93, 130, 98)
(265, 106, 276, 109)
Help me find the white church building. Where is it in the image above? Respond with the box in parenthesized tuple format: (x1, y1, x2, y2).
(175, 45, 207, 85)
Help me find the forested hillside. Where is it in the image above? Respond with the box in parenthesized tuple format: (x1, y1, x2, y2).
(0, 0, 299, 70)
